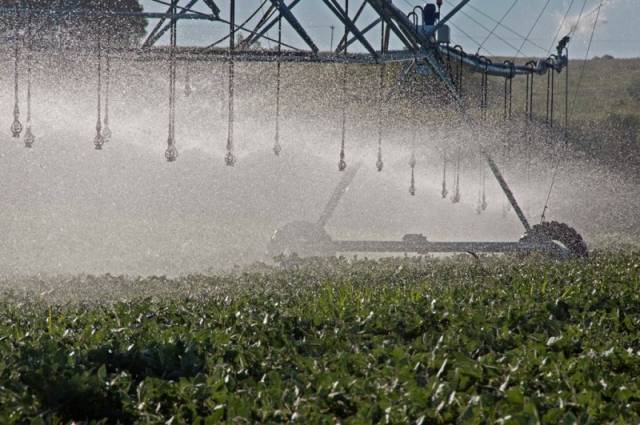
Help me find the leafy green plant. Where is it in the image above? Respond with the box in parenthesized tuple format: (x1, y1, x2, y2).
(0, 252, 639, 423)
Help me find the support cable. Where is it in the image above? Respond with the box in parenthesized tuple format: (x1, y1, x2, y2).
(568, 0, 590, 37)
(467, 3, 547, 54)
(571, 0, 603, 109)
(448, 22, 496, 57)
(459, 9, 520, 54)
(547, 0, 577, 54)
(476, 0, 519, 52)
(541, 156, 561, 223)
(514, 0, 551, 57)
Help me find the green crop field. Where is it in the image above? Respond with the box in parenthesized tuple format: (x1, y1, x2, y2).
(1, 253, 639, 424)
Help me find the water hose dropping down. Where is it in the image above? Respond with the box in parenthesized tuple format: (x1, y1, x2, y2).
(273, 1, 283, 157)
(184, 65, 192, 97)
(451, 148, 461, 203)
(164, 0, 178, 162)
(225, 0, 237, 166)
(476, 164, 487, 214)
(338, 0, 349, 172)
(376, 64, 385, 171)
(102, 51, 112, 143)
(23, 22, 34, 149)
(441, 153, 448, 199)
(94, 39, 105, 150)
(409, 151, 416, 196)
(11, 20, 22, 139)
(376, 21, 385, 172)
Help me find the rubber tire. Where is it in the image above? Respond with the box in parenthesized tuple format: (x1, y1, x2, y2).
(530, 221, 588, 258)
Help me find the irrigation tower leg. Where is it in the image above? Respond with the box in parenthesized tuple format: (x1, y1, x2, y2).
(483, 152, 531, 231)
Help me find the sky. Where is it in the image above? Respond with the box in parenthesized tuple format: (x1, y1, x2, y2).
(141, 0, 639, 58)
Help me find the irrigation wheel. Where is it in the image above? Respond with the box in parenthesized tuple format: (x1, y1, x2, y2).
(527, 221, 589, 258)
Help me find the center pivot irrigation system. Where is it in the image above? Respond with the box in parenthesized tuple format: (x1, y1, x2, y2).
(2, 0, 588, 258)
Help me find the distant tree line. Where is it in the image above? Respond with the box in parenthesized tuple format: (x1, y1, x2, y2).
(0, 0, 147, 48)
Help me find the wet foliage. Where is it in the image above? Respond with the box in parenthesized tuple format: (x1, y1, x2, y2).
(1, 252, 640, 423)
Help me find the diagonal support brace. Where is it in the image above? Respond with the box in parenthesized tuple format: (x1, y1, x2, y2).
(335, 0, 367, 53)
(268, 0, 318, 54)
(143, 0, 200, 48)
(322, 0, 379, 59)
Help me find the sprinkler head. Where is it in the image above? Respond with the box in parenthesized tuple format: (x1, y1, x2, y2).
(338, 159, 347, 172)
(23, 126, 35, 148)
(94, 132, 105, 150)
(273, 142, 282, 156)
(409, 185, 416, 196)
(376, 158, 383, 172)
(102, 125, 112, 143)
(11, 119, 22, 138)
(165, 142, 178, 162)
(225, 151, 236, 167)
(441, 185, 448, 199)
